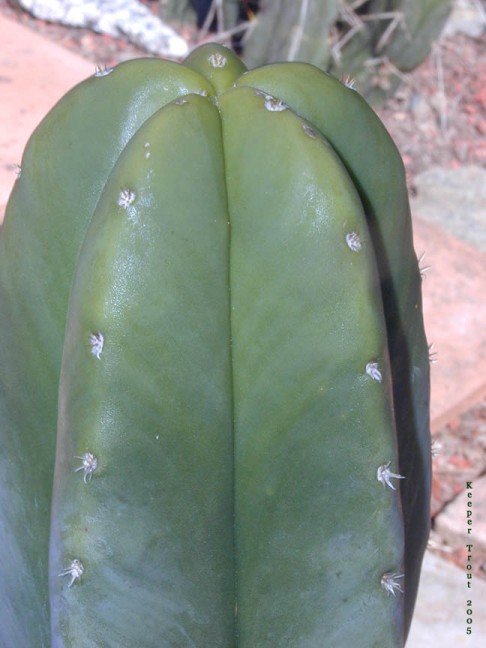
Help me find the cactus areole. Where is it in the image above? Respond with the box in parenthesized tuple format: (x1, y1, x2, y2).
(0, 44, 430, 647)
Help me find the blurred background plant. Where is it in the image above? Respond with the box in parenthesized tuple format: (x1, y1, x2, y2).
(10, 0, 456, 103)
(162, 0, 454, 104)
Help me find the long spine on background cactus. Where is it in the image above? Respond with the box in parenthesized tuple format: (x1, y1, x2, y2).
(0, 43, 430, 647)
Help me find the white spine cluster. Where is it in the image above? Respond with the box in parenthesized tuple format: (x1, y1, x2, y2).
(89, 332, 104, 359)
(345, 232, 362, 252)
(209, 53, 227, 68)
(377, 462, 405, 490)
(380, 572, 404, 596)
(75, 452, 98, 483)
(59, 559, 84, 588)
(117, 189, 136, 209)
(365, 361, 382, 382)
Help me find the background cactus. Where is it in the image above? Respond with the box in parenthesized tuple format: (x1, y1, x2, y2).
(165, 0, 452, 103)
(0, 43, 430, 646)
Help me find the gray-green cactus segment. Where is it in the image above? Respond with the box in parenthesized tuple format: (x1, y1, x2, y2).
(50, 81, 405, 645)
(0, 43, 430, 646)
(379, 0, 453, 71)
(239, 0, 339, 70)
(219, 85, 405, 646)
(49, 95, 235, 646)
(235, 62, 431, 634)
(241, 0, 452, 103)
(0, 60, 214, 647)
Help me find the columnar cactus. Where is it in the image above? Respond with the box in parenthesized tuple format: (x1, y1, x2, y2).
(195, 0, 452, 102)
(0, 43, 431, 646)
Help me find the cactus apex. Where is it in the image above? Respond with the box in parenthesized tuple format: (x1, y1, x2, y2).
(366, 361, 383, 382)
(263, 94, 287, 112)
(208, 52, 228, 69)
(117, 188, 136, 209)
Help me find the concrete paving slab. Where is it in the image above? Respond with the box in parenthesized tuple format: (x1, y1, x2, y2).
(412, 166, 486, 253)
(407, 551, 486, 647)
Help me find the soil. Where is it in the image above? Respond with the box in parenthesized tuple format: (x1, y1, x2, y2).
(375, 32, 486, 193)
(1, 0, 485, 573)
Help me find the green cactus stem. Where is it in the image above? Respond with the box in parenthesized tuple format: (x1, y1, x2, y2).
(0, 43, 430, 646)
(239, 0, 452, 102)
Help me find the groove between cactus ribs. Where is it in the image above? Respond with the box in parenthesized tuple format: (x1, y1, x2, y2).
(217, 103, 240, 642)
(216, 84, 406, 645)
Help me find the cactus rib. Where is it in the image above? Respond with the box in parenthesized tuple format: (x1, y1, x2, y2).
(0, 43, 430, 647)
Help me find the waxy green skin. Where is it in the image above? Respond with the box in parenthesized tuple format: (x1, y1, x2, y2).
(0, 44, 430, 646)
